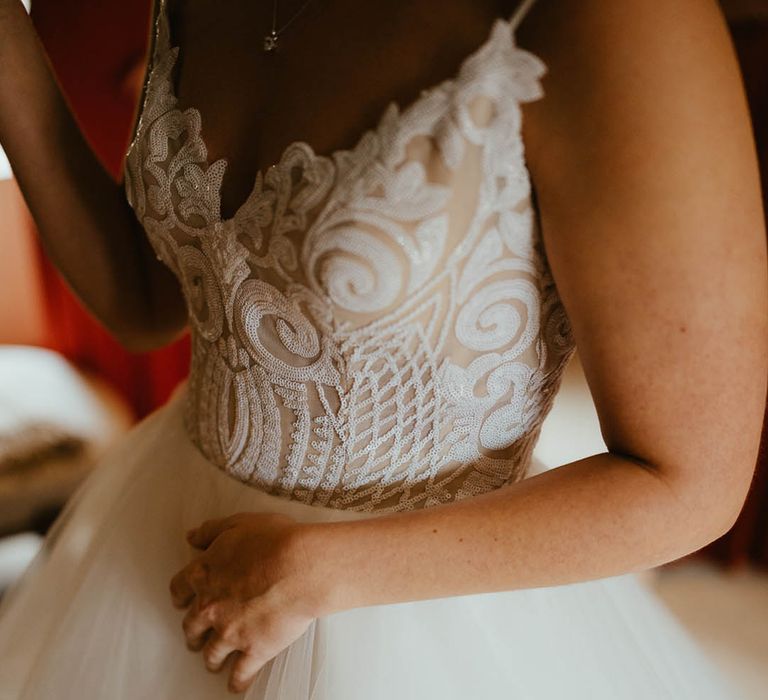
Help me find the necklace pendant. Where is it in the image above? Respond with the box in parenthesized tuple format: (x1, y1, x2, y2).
(263, 30, 279, 53)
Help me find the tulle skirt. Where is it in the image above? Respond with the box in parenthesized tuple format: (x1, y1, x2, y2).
(0, 380, 743, 699)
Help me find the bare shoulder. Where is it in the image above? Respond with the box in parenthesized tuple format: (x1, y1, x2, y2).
(514, 0, 768, 529)
(515, 0, 753, 168)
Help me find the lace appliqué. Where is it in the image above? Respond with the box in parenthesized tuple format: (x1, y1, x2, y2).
(123, 8, 577, 513)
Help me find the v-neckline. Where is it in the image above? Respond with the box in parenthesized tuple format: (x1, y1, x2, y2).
(142, 2, 536, 226)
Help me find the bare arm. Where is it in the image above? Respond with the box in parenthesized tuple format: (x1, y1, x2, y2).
(300, 0, 768, 612)
(0, 0, 186, 352)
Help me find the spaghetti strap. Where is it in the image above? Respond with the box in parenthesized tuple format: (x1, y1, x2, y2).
(508, 0, 538, 31)
(124, 0, 168, 158)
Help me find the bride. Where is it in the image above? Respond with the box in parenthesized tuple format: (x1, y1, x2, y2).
(0, 0, 765, 697)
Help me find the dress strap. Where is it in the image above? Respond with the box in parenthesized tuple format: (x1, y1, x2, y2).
(124, 0, 170, 158)
(508, 0, 538, 31)
(153, 0, 172, 53)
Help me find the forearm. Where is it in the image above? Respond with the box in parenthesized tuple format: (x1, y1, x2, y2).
(306, 452, 735, 615)
(0, 2, 184, 349)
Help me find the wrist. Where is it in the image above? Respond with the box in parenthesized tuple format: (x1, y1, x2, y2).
(290, 520, 364, 617)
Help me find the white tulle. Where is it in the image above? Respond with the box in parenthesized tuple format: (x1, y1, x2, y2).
(0, 383, 742, 699)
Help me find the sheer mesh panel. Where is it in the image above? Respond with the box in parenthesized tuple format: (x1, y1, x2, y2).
(123, 1, 576, 512)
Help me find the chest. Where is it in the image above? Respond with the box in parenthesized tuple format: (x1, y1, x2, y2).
(162, 0, 516, 220)
(124, 1, 549, 337)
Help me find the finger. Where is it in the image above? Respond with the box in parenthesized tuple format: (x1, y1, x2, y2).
(228, 650, 268, 694)
(187, 515, 240, 549)
(182, 597, 217, 651)
(202, 632, 238, 673)
(169, 563, 199, 609)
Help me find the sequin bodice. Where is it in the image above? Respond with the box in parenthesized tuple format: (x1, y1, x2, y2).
(122, 0, 576, 512)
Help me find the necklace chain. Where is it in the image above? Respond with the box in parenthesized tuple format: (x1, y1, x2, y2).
(264, 0, 317, 52)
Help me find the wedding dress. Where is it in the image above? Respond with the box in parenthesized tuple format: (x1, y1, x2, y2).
(0, 0, 744, 697)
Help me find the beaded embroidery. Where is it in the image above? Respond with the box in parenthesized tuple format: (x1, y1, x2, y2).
(123, 1, 576, 512)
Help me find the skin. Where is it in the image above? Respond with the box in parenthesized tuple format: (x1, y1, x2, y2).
(0, 0, 187, 351)
(3, 0, 767, 695)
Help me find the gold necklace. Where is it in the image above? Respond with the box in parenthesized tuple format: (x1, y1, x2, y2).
(263, 0, 317, 52)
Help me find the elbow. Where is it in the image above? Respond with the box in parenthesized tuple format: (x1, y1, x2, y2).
(701, 461, 759, 543)
(106, 309, 189, 354)
(113, 328, 186, 354)
(706, 487, 752, 542)
(661, 461, 758, 549)
(631, 446, 758, 551)
(114, 283, 190, 353)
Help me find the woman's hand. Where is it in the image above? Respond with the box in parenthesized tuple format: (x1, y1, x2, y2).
(169, 512, 324, 694)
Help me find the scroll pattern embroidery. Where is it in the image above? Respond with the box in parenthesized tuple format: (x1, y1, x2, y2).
(123, 6, 576, 512)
